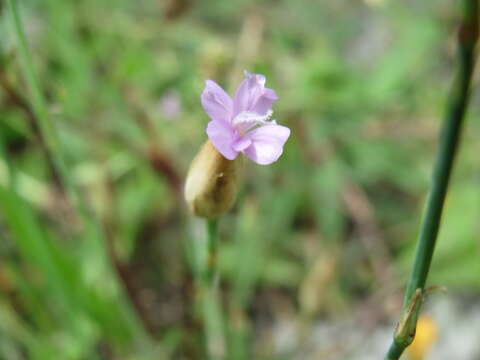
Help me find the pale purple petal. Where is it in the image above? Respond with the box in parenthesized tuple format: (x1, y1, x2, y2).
(251, 88, 278, 115)
(206, 120, 239, 160)
(232, 77, 252, 116)
(243, 124, 290, 165)
(232, 137, 252, 152)
(233, 71, 275, 117)
(201, 80, 233, 122)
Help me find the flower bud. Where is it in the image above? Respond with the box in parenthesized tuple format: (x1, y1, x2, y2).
(184, 140, 242, 218)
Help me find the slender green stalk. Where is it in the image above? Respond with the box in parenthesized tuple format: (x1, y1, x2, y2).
(385, 1, 479, 358)
(6, 0, 152, 344)
(6, 0, 74, 198)
(206, 219, 219, 281)
(0, 133, 17, 192)
(202, 219, 226, 360)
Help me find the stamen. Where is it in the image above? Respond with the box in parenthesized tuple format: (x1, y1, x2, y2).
(232, 110, 273, 126)
(232, 110, 274, 135)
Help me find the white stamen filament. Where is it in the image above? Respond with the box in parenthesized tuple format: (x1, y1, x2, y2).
(232, 110, 274, 135)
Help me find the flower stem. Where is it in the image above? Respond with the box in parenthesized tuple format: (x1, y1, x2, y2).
(202, 219, 226, 359)
(206, 219, 219, 282)
(385, 1, 479, 358)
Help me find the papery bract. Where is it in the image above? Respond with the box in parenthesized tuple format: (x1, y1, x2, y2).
(201, 71, 290, 165)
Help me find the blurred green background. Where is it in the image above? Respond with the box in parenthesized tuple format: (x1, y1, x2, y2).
(0, 0, 479, 359)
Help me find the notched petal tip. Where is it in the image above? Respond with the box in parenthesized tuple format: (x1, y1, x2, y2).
(264, 88, 278, 101)
(201, 80, 233, 122)
(204, 79, 218, 89)
(234, 70, 273, 116)
(243, 69, 266, 84)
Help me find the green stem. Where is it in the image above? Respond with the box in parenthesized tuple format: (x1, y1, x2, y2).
(6, 0, 73, 199)
(6, 0, 152, 344)
(207, 219, 219, 282)
(385, 1, 479, 359)
(202, 219, 226, 360)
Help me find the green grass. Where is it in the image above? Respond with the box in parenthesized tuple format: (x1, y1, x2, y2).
(0, 0, 479, 358)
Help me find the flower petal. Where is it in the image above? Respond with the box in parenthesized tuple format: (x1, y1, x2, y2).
(251, 88, 278, 115)
(206, 120, 239, 160)
(201, 80, 233, 122)
(233, 71, 276, 117)
(243, 124, 290, 165)
(232, 136, 252, 152)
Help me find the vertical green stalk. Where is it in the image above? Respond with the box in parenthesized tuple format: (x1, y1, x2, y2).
(6, 0, 74, 200)
(202, 219, 226, 359)
(206, 219, 219, 281)
(6, 0, 152, 344)
(0, 133, 17, 192)
(385, 1, 479, 359)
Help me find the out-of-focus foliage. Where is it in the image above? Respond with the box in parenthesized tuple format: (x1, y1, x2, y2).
(0, 0, 478, 358)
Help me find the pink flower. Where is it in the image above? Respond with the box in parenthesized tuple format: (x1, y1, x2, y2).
(159, 90, 181, 120)
(201, 70, 290, 165)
